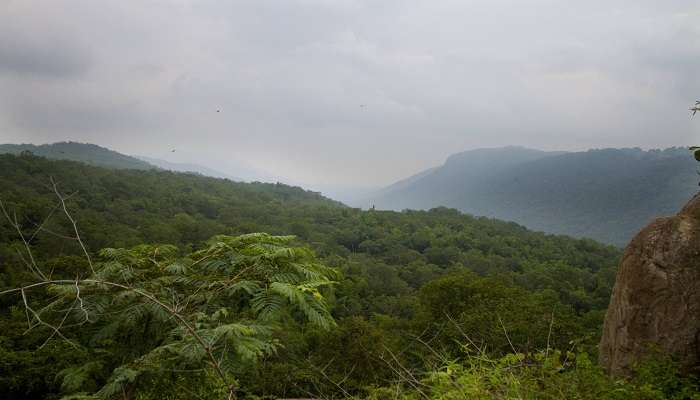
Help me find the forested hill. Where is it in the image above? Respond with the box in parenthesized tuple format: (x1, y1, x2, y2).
(0, 141, 155, 170)
(0, 152, 615, 266)
(362, 146, 698, 246)
(0, 153, 650, 399)
(0, 153, 341, 252)
(365, 146, 564, 206)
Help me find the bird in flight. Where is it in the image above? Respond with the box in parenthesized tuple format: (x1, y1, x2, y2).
(691, 101, 700, 117)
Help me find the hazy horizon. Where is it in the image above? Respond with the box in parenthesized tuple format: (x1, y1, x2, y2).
(1, 140, 693, 192)
(2, 0, 699, 186)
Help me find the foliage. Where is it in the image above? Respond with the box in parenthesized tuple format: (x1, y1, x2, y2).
(365, 349, 700, 400)
(0, 142, 154, 170)
(2, 233, 336, 399)
(416, 272, 585, 356)
(365, 147, 698, 245)
(2, 154, 696, 398)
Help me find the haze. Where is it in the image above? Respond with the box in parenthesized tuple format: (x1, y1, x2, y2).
(1, 0, 699, 187)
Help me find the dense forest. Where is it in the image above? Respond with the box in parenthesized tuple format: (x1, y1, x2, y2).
(1, 153, 697, 399)
(0, 142, 251, 183)
(0, 143, 155, 171)
(363, 147, 698, 246)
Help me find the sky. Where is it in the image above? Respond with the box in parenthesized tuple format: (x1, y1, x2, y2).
(1, 0, 699, 187)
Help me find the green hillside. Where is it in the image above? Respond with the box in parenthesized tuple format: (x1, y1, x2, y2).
(1, 154, 694, 399)
(364, 147, 698, 246)
(0, 141, 155, 170)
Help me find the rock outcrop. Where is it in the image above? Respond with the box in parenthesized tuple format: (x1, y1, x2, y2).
(600, 193, 700, 375)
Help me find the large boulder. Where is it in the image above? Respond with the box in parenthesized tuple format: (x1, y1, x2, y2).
(600, 193, 700, 375)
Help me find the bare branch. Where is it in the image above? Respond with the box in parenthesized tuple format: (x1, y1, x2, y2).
(27, 193, 78, 242)
(30, 223, 78, 241)
(20, 288, 79, 349)
(443, 312, 487, 356)
(39, 298, 78, 349)
(50, 177, 95, 275)
(75, 277, 90, 323)
(308, 359, 353, 399)
(545, 311, 554, 359)
(2, 278, 238, 399)
(497, 314, 518, 355)
(28, 202, 60, 242)
(0, 200, 47, 281)
(379, 345, 430, 400)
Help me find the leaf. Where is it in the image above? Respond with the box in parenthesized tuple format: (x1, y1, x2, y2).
(165, 262, 188, 275)
(95, 366, 139, 399)
(224, 280, 261, 295)
(57, 361, 102, 393)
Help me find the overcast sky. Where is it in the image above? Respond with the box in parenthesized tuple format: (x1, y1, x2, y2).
(1, 0, 699, 187)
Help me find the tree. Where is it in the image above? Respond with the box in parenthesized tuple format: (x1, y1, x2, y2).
(689, 100, 700, 183)
(0, 186, 337, 399)
(0, 155, 625, 398)
(416, 272, 583, 356)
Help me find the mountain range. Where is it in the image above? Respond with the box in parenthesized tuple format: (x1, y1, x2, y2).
(0, 142, 153, 170)
(0, 142, 250, 182)
(3, 141, 696, 246)
(360, 146, 698, 246)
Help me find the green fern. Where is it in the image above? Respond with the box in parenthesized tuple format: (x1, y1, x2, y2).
(38, 233, 338, 399)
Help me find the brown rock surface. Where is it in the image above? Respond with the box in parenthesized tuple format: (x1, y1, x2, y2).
(600, 193, 700, 375)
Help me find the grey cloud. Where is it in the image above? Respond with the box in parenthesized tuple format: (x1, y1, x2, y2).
(0, 25, 91, 79)
(0, 43, 89, 79)
(1, 0, 699, 186)
(5, 96, 158, 134)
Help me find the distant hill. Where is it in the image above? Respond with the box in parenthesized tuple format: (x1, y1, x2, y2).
(0, 142, 155, 170)
(0, 142, 259, 183)
(136, 155, 244, 182)
(364, 147, 565, 210)
(0, 153, 344, 252)
(362, 146, 698, 246)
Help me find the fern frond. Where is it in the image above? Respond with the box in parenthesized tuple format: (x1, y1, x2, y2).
(57, 361, 103, 393)
(95, 366, 139, 399)
(222, 280, 261, 296)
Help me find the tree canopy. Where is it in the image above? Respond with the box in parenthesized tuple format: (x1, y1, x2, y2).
(3, 154, 693, 399)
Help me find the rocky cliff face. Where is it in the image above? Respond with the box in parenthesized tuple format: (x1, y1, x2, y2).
(600, 193, 700, 375)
